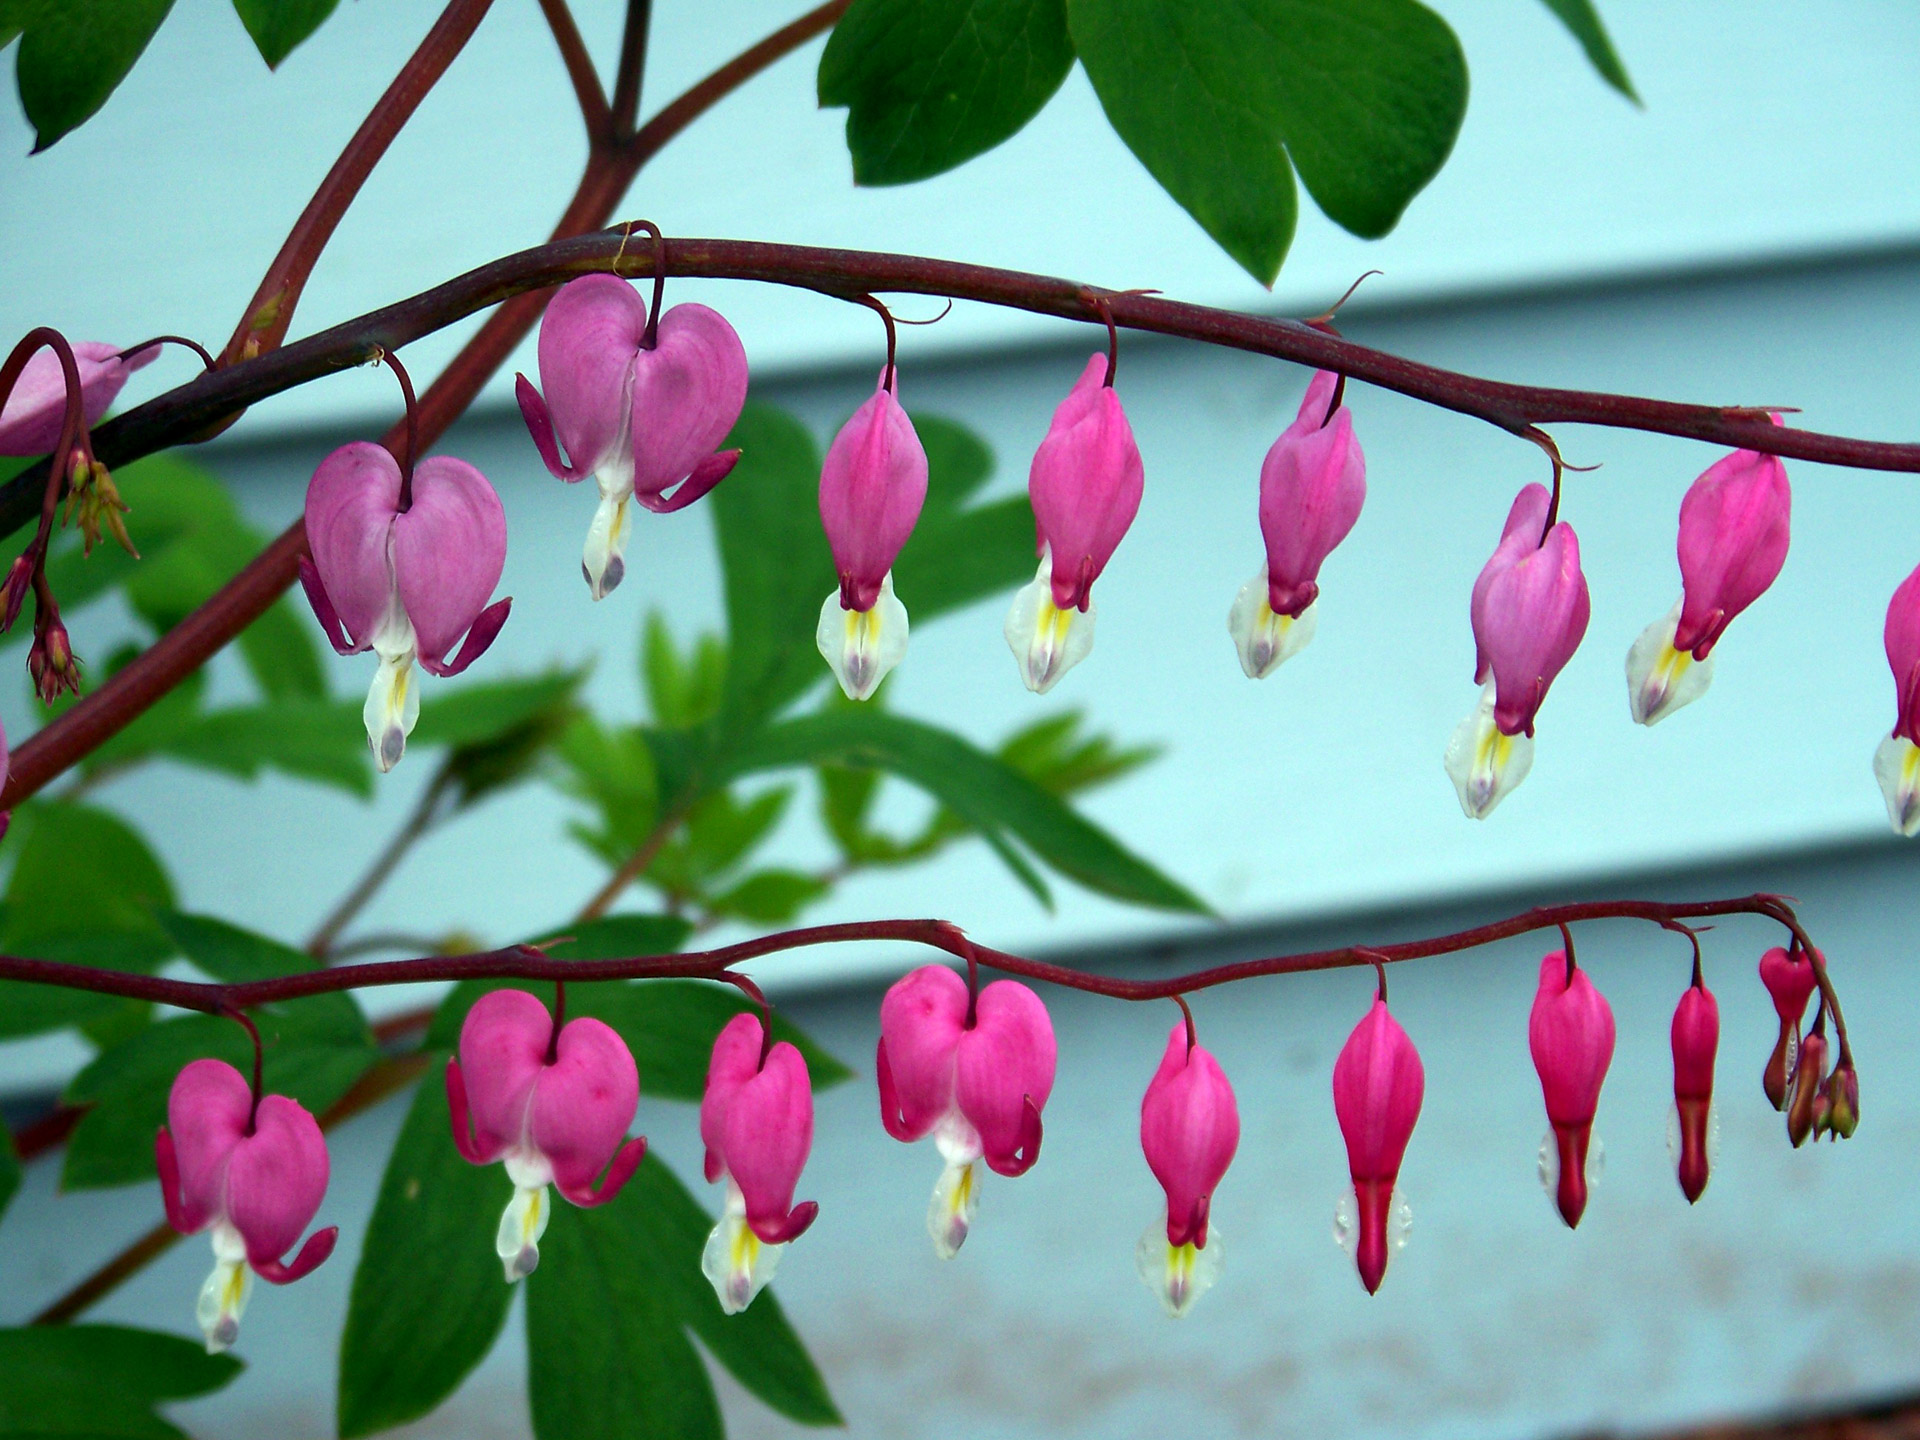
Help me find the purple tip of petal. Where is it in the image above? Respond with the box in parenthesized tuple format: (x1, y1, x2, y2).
(751, 1198, 819, 1246)
(253, 1225, 338, 1285)
(419, 596, 511, 679)
(296, 554, 363, 656)
(516, 373, 587, 483)
(562, 1135, 647, 1208)
(638, 447, 740, 515)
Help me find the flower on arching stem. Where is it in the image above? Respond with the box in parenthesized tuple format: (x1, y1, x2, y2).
(1627, 440, 1790, 726)
(1529, 947, 1614, 1229)
(299, 442, 511, 773)
(1785, 1015, 1829, 1148)
(28, 605, 79, 705)
(701, 1013, 818, 1314)
(876, 965, 1055, 1260)
(1229, 370, 1365, 679)
(516, 274, 747, 599)
(1823, 1062, 1859, 1140)
(1669, 976, 1719, 1204)
(1331, 980, 1424, 1294)
(815, 370, 928, 700)
(447, 988, 646, 1282)
(1136, 1019, 1238, 1318)
(1874, 563, 1920, 834)
(156, 1058, 336, 1353)
(1446, 484, 1590, 819)
(1006, 353, 1143, 693)
(0, 341, 155, 455)
(1758, 944, 1819, 1112)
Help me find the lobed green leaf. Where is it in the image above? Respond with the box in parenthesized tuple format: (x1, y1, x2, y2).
(0, 1324, 240, 1437)
(230, 0, 340, 68)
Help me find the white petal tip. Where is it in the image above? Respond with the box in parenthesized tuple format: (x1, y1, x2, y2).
(926, 1157, 980, 1261)
(1228, 568, 1315, 679)
(583, 487, 633, 600)
(1626, 603, 1712, 726)
(1444, 684, 1534, 819)
(817, 574, 908, 701)
(1874, 733, 1920, 836)
(701, 1205, 785, 1315)
(1005, 556, 1094, 694)
(363, 641, 420, 775)
(1135, 1215, 1222, 1319)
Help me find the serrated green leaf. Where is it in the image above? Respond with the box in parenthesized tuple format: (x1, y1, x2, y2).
(9, 0, 177, 150)
(231, 0, 339, 67)
(555, 714, 660, 855)
(642, 612, 727, 729)
(1069, 0, 1467, 281)
(1536, 0, 1636, 102)
(997, 708, 1159, 795)
(0, 1324, 240, 1437)
(819, 0, 1074, 185)
(410, 672, 583, 750)
(337, 1070, 513, 1438)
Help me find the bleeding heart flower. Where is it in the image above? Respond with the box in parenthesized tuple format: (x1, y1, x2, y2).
(1874, 563, 1920, 834)
(876, 964, 1055, 1259)
(299, 442, 511, 773)
(1670, 976, 1719, 1203)
(1529, 948, 1614, 1229)
(516, 274, 747, 598)
(700, 1013, 817, 1313)
(1229, 370, 1365, 678)
(447, 988, 646, 1281)
(1136, 1021, 1238, 1317)
(1758, 944, 1820, 1111)
(1331, 984, 1424, 1293)
(156, 1057, 336, 1353)
(0, 341, 155, 455)
(1786, 1019, 1829, 1148)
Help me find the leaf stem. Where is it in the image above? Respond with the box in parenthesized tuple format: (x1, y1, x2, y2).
(537, 0, 611, 140)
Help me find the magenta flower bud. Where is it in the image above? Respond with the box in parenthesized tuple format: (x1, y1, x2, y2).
(814, 374, 928, 700)
(1135, 1022, 1238, 1317)
(516, 274, 747, 599)
(1332, 993, 1424, 1294)
(1786, 1023, 1829, 1148)
(1875, 564, 1920, 833)
(28, 611, 79, 704)
(0, 548, 34, 632)
(1529, 950, 1615, 1229)
(876, 964, 1056, 1258)
(1824, 1063, 1859, 1139)
(1006, 354, 1144, 692)
(1759, 944, 1820, 1110)
(1669, 980, 1719, 1203)
(300, 442, 511, 772)
(699, 1013, 817, 1313)
(155, 1058, 336, 1352)
(0, 341, 155, 455)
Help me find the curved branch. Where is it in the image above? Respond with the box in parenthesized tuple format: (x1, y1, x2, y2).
(538, 0, 611, 141)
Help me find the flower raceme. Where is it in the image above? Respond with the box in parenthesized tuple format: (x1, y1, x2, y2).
(1229, 369, 1366, 679)
(447, 989, 646, 1282)
(1136, 1021, 1238, 1318)
(1627, 442, 1791, 725)
(1331, 988, 1424, 1294)
(815, 372, 928, 700)
(700, 1013, 818, 1314)
(1758, 944, 1819, 1111)
(300, 443, 511, 772)
(0, 340, 155, 455)
(876, 965, 1056, 1259)
(1874, 563, 1920, 834)
(156, 1059, 336, 1353)
(1669, 977, 1719, 1203)
(516, 274, 748, 599)
(1446, 484, 1590, 819)
(1529, 949, 1615, 1229)
(1006, 353, 1144, 693)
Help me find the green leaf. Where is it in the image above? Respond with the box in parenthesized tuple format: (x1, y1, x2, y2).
(996, 708, 1160, 796)
(893, 413, 1036, 621)
(1069, 0, 1467, 282)
(527, 1153, 839, 1439)
(705, 868, 831, 925)
(819, 0, 1074, 185)
(110, 699, 371, 797)
(1536, 0, 1636, 102)
(0, 1324, 240, 1437)
(155, 908, 313, 980)
(230, 0, 339, 67)
(641, 613, 727, 729)
(731, 708, 1206, 913)
(555, 714, 660, 857)
(8, 0, 177, 150)
(337, 1070, 513, 1438)
(236, 596, 328, 699)
(411, 673, 583, 751)
(0, 1124, 20, 1222)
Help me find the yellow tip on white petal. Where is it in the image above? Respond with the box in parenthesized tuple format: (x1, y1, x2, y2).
(1135, 1213, 1222, 1319)
(1005, 553, 1094, 694)
(1228, 566, 1316, 679)
(583, 475, 634, 600)
(816, 572, 908, 701)
(196, 1223, 252, 1354)
(926, 1157, 980, 1260)
(1444, 683, 1533, 820)
(701, 1183, 786, 1315)
(496, 1183, 550, 1283)
(1626, 600, 1713, 726)
(1874, 733, 1920, 837)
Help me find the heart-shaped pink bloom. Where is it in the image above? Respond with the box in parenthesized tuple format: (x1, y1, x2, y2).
(1673, 443, 1791, 658)
(1758, 943, 1822, 1111)
(1140, 1024, 1239, 1248)
(1670, 980, 1719, 1202)
(1332, 994, 1424, 1293)
(1258, 370, 1366, 617)
(1884, 565, 1920, 744)
(1529, 950, 1615, 1228)
(1471, 484, 1591, 737)
(819, 376, 928, 612)
(701, 1013, 817, 1244)
(0, 341, 156, 455)
(1028, 353, 1144, 611)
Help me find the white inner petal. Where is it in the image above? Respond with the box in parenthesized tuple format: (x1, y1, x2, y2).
(1004, 551, 1094, 694)
(1228, 565, 1316, 679)
(582, 453, 637, 601)
(816, 571, 909, 701)
(196, 1222, 252, 1355)
(701, 1181, 785, 1315)
(1625, 599, 1714, 726)
(1443, 683, 1534, 820)
(926, 1156, 981, 1261)
(1874, 732, 1920, 837)
(1134, 1211, 1222, 1319)
(495, 1182, 550, 1283)
(362, 586, 420, 774)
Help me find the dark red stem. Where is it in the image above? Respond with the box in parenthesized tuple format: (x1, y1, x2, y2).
(379, 349, 420, 510)
(225, 1008, 264, 1132)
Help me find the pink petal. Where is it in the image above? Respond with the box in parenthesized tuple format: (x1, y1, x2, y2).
(1139, 1024, 1240, 1247)
(1331, 997, 1424, 1185)
(165, 1058, 253, 1234)
(955, 980, 1056, 1175)
(1758, 945, 1819, 1026)
(392, 456, 507, 668)
(1528, 952, 1615, 1129)
(630, 303, 749, 502)
(0, 341, 153, 456)
(457, 989, 554, 1159)
(226, 1094, 330, 1271)
(1471, 498, 1590, 736)
(700, 1011, 765, 1178)
(304, 443, 401, 649)
(530, 1015, 640, 1205)
(875, 965, 969, 1143)
(1028, 354, 1143, 610)
(1259, 370, 1366, 616)
(531, 274, 648, 480)
(1885, 565, 1920, 742)
(718, 1039, 816, 1243)
(1671, 983, 1718, 1102)
(1674, 447, 1791, 656)
(819, 378, 928, 611)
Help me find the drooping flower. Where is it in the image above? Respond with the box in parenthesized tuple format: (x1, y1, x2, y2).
(814, 372, 928, 700)
(0, 341, 155, 455)
(1626, 442, 1790, 725)
(447, 988, 646, 1282)
(876, 964, 1055, 1259)
(300, 442, 511, 773)
(1136, 1021, 1238, 1317)
(700, 1013, 817, 1313)
(1529, 948, 1614, 1229)
(1006, 353, 1143, 693)
(1823, 1062, 1860, 1140)
(1445, 484, 1590, 819)
(1669, 977, 1719, 1203)
(1229, 370, 1365, 678)
(1874, 563, 1920, 834)
(516, 274, 747, 599)
(1331, 985, 1424, 1293)
(1758, 944, 1820, 1111)
(1785, 1018, 1829, 1148)
(156, 1058, 336, 1353)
